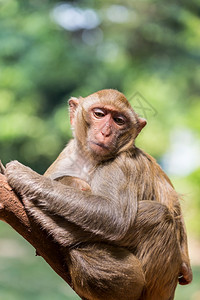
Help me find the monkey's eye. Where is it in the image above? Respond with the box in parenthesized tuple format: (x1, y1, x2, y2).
(93, 108, 106, 119)
(113, 116, 125, 125)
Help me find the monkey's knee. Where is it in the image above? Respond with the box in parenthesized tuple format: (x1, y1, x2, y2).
(68, 243, 145, 300)
(136, 201, 175, 231)
(135, 201, 179, 260)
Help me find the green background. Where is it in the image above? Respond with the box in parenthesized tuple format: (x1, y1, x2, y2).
(0, 0, 200, 299)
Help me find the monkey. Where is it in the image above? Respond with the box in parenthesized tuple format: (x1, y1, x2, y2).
(2, 89, 192, 300)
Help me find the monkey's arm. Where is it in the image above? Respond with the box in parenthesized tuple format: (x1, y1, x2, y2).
(163, 190, 192, 285)
(147, 155, 193, 285)
(5, 160, 131, 244)
(162, 188, 192, 285)
(177, 214, 193, 285)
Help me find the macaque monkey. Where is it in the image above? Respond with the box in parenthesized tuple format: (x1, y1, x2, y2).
(2, 89, 192, 300)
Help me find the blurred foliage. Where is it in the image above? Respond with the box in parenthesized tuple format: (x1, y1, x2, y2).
(0, 0, 200, 298)
(0, 224, 79, 300)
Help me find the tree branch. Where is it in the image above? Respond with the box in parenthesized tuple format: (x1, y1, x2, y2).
(0, 173, 72, 288)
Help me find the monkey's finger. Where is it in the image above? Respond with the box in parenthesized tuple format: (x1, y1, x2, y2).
(0, 160, 5, 174)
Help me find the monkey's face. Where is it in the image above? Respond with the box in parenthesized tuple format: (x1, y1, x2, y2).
(86, 105, 134, 158)
(68, 90, 147, 161)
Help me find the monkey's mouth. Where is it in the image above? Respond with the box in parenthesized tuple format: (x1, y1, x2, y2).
(91, 142, 109, 149)
(89, 141, 110, 155)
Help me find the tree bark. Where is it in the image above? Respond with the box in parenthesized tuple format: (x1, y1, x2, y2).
(0, 173, 72, 288)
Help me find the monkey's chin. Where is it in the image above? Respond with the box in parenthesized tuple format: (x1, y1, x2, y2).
(89, 141, 111, 157)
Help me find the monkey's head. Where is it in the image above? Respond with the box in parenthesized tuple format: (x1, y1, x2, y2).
(69, 89, 146, 161)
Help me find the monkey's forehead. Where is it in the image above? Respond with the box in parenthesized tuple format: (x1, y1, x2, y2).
(81, 89, 136, 118)
(84, 89, 130, 105)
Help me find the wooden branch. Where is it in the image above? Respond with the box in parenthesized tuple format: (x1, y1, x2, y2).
(0, 173, 72, 287)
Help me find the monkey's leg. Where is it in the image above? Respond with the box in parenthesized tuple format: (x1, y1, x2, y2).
(67, 243, 145, 300)
(132, 201, 181, 300)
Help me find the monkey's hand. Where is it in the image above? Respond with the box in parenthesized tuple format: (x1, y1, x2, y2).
(6, 160, 39, 190)
(5, 160, 46, 208)
(178, 262, 193, 285)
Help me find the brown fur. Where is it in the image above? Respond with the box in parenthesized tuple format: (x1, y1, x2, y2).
(5, 89, 192, 300)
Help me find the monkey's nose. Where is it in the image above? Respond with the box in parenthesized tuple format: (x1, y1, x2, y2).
(101, 124, 112, 137)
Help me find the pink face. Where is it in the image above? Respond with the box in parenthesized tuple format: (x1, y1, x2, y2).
(87, 105, 130, 157)
(69, 93, 147, 159)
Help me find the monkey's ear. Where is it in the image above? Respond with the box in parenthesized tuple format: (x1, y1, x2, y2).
(68, 97, 79, 126)
(136, 117, 147, 136)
